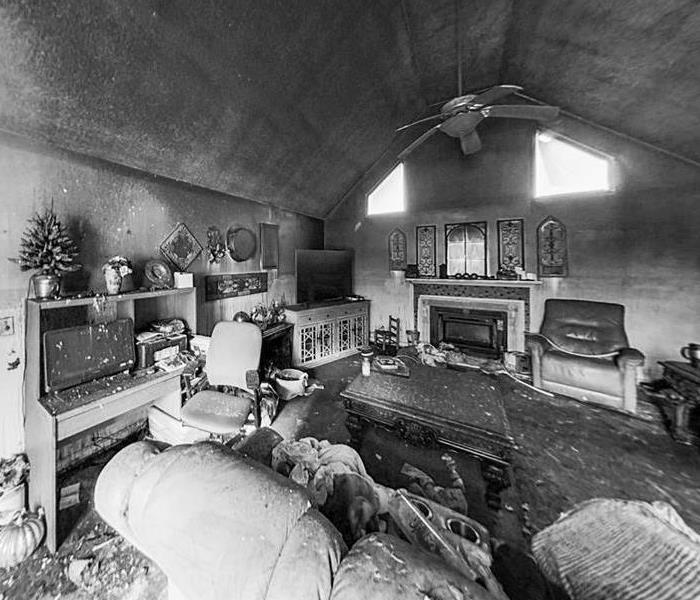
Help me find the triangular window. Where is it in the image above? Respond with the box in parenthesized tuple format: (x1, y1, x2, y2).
(367, 163, 405, 215)
(535, 131, 613, 197)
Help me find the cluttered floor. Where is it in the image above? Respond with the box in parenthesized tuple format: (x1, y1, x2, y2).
(1, 353, 699, 600)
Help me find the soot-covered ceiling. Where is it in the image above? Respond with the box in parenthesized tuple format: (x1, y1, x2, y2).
(0, 0, 698, 217)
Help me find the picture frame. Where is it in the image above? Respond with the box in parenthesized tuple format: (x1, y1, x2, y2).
(415, 225, 437, 278)
(497, 218, 525, 271)
(160, 222, 202, 271)
(259, 223, 279, 269)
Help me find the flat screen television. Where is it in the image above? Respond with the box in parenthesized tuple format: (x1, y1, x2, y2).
(296, 249, 353, 304)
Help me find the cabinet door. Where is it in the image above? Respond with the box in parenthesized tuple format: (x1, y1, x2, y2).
(337, 317, 354, 353)
(337, 313, 367, 352)
(297, 320, 334, 365)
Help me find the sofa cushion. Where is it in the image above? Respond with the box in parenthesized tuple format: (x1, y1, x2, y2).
(266, 510, 346, 600)
(120, 442, 330, 600)
(542, 350, 622, 396)
(540, 299, 629, 356)
(329, 533, 496, 600)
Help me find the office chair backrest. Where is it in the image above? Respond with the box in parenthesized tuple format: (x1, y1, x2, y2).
(205, 321, 262, 391)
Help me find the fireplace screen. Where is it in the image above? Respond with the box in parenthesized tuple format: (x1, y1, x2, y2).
(430, 306, 507, 358)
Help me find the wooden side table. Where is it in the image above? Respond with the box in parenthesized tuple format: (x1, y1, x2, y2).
(658, 361, 700, 444)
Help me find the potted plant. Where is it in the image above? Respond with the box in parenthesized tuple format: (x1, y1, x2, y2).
(9, 204, 81, 299)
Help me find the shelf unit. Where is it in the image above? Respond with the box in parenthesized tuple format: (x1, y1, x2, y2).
(285, 300, 369, 368)
(24, 287, 196, 552)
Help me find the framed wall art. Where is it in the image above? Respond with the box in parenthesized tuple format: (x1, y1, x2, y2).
(497, 218, 525, 271)
(444, 222, 487, 276)
(416, 225, 437, 278)
(205, 272, 268, 301)
(160, 223, 202, 271)
(259, 223, 279, 269)
(388, 228, 407, 270)
(537, 215, 568, 277)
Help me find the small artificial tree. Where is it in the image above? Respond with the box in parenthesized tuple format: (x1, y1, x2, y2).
(10, 204, 81, 276)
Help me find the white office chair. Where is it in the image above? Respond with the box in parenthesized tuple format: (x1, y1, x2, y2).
(182, 321, 263, 436)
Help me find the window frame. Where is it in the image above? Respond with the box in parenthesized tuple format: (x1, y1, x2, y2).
(444, 221, 488, 277)
(533, 129, 618, 199)
(366, 162, 405, 216)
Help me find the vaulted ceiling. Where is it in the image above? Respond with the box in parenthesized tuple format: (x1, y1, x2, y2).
(0, 0, 698, 218)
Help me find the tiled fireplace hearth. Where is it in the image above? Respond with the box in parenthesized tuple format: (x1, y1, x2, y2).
(409, 279, 541, 352)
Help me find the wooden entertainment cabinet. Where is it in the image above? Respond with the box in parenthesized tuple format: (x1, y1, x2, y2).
(24, 288, 196, 552)
(285, 299, 369, 367)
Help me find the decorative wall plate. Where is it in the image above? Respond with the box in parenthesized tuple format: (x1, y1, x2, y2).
(144, 259, 173, 289)
(227, 226, 257, 262)
(416, 225, 437, 278)
(537, 215, 568, 277)
(160, 223, 202, 271)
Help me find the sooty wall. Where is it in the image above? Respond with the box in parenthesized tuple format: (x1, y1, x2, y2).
(325, 118, 700, 378)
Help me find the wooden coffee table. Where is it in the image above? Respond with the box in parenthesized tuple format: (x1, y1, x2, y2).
(341, 362, 516, 506)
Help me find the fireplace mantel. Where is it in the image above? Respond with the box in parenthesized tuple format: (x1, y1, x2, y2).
(408, 278, 542, 287)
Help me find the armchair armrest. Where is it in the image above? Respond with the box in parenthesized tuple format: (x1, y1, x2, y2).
(526, 333, 552, 356)
(182, 366, 208, 401)
(525, 333, 552, 389)
(246, 369, 262, 428)
(617, 348, 645, 368)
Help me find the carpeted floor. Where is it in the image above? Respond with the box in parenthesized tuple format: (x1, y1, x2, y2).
(2, 352, 699, 600)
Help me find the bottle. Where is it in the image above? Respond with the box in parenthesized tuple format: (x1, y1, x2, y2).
(360, 346, 373, 377)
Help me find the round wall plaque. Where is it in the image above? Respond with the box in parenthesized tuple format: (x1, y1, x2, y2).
(227, 226, 257, 262)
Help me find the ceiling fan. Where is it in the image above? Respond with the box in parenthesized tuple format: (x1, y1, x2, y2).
(396, 1, 559, 158)
(397, 85, 560, 158)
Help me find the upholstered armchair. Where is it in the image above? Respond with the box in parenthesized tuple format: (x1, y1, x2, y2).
(527, 299, 644, 413)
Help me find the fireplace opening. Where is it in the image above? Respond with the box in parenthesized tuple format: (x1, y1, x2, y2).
(429, 306, 507, 358)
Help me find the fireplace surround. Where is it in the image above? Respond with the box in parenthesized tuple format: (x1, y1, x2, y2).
(415, 293, 527, 353)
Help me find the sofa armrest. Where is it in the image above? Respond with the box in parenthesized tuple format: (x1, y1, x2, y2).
(617, 348, 645, 368)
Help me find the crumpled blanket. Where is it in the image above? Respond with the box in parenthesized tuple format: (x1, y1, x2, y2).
(532, 498, 700, 600)
(271, 437, 395, 543)
(271, 437, 371, 505)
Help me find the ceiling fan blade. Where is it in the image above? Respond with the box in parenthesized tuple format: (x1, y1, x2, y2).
(396, 114, 443, 132)
(469, 85, 523, 109)
(459, 131, 482, 155)
(440, 112, 484, 138)
(398, 125, 441, 159)
(481, 104, 560, 121)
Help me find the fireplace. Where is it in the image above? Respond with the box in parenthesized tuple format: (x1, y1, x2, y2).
(415, 294, 526, 353)
(430, 307, 507, 358)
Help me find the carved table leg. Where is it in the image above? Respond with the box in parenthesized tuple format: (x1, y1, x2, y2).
(345, 413, 368, 448)
(482, 462, 511, 510)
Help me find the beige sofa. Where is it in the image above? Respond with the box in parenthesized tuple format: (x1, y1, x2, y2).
(94, 440, 496, 600)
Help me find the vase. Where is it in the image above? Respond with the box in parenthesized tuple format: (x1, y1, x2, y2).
(0, 483, 26, 526)
(103, 267, 122, 295)
(31, 274, 60, 299)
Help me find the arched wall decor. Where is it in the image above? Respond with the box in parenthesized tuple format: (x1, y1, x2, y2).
(388, 228, 407, 271)
(537, 216, 568, 277)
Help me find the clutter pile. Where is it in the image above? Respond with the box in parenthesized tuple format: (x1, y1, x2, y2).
(268, 436, 508, 599)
